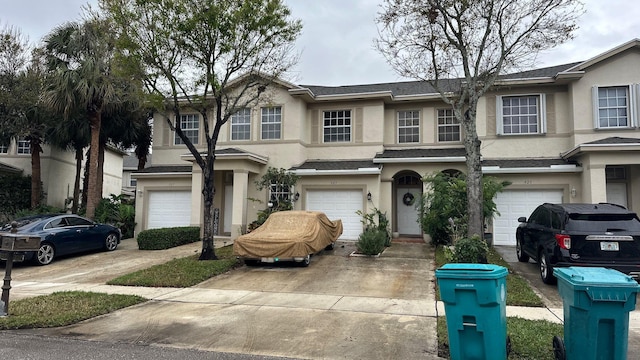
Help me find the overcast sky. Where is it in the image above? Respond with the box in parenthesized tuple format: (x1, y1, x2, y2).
(1, 0, 639, 86)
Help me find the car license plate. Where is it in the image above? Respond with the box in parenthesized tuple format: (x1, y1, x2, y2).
(600, 241, 619, 251)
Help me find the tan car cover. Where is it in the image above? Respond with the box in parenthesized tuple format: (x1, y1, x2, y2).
(233, 211, 343, 259)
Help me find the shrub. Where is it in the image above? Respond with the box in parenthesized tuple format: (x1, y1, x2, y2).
(356, 207, 391, 246)
(445, 235, 488, 263)
(356, 228, 387, 255)
(0, 174, 36, 223)
(136, 227, 200, 250)
(95, 194, 136, 238)
(419, 172, 510, 245)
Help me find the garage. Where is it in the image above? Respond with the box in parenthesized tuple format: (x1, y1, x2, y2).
(147, 191, 192, 229)
(306, 190, 363, 240)
(492, 190, 563, 246)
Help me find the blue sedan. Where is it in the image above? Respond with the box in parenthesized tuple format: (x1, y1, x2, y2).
(2, 214, 121, 265)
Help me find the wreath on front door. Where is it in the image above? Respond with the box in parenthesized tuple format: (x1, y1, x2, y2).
(402, 192, 415, 206)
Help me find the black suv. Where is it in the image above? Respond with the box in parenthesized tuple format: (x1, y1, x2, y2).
(516, 203, 640, 284)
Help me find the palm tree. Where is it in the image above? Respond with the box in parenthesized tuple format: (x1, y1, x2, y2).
(42, 19, 122, 219)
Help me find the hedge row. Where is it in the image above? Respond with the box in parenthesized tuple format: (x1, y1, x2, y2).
(136, 226, 200, 250)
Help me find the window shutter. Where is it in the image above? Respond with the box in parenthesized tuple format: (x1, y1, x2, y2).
(539, 93, 547, 134)
(311, 110, 319, 144)
(355, 108, 363, 143)
(592, 86, 600, 129)
(545, 93, 555, 135)
(631, 84, 639, 127)
(495, 96, 503, 135)
(162, 118, 171, 146)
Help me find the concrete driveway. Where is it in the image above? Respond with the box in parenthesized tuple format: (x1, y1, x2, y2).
(6, 239, 442, 360)
(493, 245, 563, 307)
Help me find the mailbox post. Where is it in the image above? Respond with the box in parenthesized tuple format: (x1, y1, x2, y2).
(0, 222, 41, 316)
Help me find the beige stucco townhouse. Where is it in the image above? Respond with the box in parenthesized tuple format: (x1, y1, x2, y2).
(0, 140, 125, 210)
(133, 39, 640, 247)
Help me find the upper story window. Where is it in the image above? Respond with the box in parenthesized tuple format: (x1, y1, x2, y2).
(231, 108, 251, 141)
(593, 86, 636, 129)
(323, 110, 351, 143)
(397, 110, 420, 143)
(437, 109, 461, 142)
(174, 114, 199, 145)
(0, 143, 8, 154)
(261, 106, 281, 140)
(496, 94, 546, 135)
(17, 137, 30, 155)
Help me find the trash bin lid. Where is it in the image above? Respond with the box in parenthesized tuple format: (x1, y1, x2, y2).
(435, 263, 508, 280)
(554, 267, 640, 288)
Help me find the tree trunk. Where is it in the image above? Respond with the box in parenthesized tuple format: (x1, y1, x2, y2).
(30, 139, 43, 209)
(462, 107, 484, 238)
(85, 111, 102, 220)
(97, 141, 105, 198)
(199, 152, 218, 260)
(82, 148, 90, 210)
(72, 147, 83, 213)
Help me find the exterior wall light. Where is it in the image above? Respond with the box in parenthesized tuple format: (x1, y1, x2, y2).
(367, 191, 372, 201)
(293, 192, 300, 201)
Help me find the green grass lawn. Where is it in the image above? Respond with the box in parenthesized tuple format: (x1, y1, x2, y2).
(0, 245, 240, 329)
(0, 291, 146, 329)
(107, 245, 240, 287)
(435, 245, 563, 359)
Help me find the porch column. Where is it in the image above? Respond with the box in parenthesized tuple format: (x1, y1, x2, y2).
(231, 170, 249, 240)
(583, 164, 607, 203)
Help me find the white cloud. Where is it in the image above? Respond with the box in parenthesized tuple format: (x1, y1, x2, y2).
(1, 0, 638, 85)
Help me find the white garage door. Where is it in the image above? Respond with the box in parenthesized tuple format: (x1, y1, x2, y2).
(493, 190, 563, 246)
(306, 190, 363, 240)
(148, 191, 192, 229)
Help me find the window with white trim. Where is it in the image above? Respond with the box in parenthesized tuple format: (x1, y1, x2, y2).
(323, 110, 351, 143)
(174, 114, 199, 145)
(496, 94, 546, 135)
(437, 109, 461, 142)
(593, 86, 637, 129)
(261, 106, 281, 140)
(0, 143, 8, 154)
(397, 110, 420, 143)
(231, 108, 251, 141)
(17, 137, 30, 155)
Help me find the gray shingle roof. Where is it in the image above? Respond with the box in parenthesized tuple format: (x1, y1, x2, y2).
(123, 153, 152, 169)
(375, 148, 467, 159)
(483, 158, 576, 168)
(584, 137, 640, 145)
(134, 165, 191, 174)
(300, 63, 580, 97)
(290, 160, 380, 171)
(0, 161, 22, 174)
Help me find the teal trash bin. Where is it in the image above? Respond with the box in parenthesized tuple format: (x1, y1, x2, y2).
(435, 263, 508, 360)
(553, 267, 640, 360)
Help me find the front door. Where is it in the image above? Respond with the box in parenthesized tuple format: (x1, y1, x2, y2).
(396, 188, 421, 235)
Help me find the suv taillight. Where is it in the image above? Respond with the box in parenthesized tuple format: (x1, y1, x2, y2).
(555, 234, 571, 250)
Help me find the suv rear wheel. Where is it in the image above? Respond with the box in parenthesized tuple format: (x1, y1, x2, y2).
(539, 250, 557, 285)
(516, 238, 529, 262)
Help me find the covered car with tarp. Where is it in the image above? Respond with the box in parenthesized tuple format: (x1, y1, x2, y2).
(234, 210, 343, 266)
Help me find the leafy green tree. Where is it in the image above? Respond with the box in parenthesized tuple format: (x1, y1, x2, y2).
(419, 171, 510, 245)
(102, 0, 302, 260)
(0, 26, 56, 209)
(42, 19, 136, 219)
(376, 0, 582, 238)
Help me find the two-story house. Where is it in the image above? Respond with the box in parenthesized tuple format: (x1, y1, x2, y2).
(0, 139, 126, 210)
(132, 39, 640, 247)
